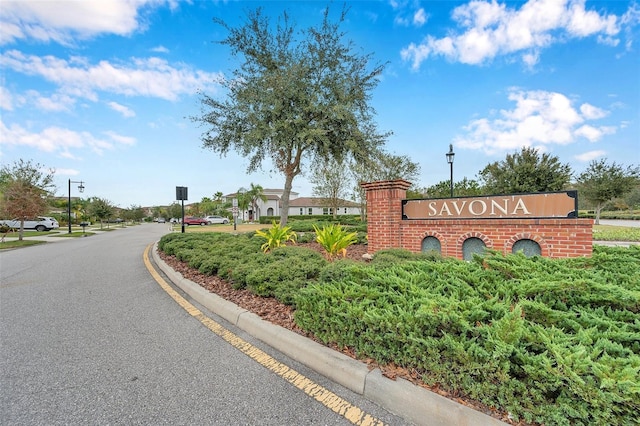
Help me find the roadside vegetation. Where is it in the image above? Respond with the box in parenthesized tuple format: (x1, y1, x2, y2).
(593, 225, 640, 241)
(0, 239, 46, 249)
(158, 227, 639, 426)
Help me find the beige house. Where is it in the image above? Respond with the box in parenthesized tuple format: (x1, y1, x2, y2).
(225, 189, 361, 221)
(287, 197, 361, 217)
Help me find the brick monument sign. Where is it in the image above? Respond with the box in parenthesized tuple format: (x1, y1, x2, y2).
(361, 179, 593, 260)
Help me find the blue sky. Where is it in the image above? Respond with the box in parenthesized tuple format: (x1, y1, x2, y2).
(1, 0, 639, 208)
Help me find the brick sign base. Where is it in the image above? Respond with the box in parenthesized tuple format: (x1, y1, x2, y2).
(361, 179, 593, 259)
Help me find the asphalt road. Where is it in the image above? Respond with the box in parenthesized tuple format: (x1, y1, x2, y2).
(0, 224, 407, 425)
(598, 219, 640, 228)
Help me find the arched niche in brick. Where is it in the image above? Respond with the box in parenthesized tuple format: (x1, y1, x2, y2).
(458, 232, 492, 260)
(421, 235, 442, 254)
(505, 233, 548, 257)
(420, 231, 446, 255)
(512, 239, 541, 257)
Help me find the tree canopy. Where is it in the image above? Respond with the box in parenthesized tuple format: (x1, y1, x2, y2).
(427, 177, 484, 198)
(576, 159, 640, 224)
(195, 6, 389, 224)
(478, 146, 572, 194)
(350, 151, 420, 219)
(310, 157, 350, 219)
(88, 197, 114, 228)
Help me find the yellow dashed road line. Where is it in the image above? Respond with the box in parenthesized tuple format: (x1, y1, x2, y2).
(143, 244, 384, 426)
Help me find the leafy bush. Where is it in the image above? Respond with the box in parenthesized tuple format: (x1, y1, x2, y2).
(313, 223, 358, 259)
(157, 232, 640, 425)
(371, 248, 442, 265)
(295, 246, 640, 425)
(296, 231, 315, 243)
(244, 246, 326, 303)
(255, 221, 297, 252)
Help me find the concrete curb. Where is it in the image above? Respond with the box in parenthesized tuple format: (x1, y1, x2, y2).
(152, 244, 507, 426)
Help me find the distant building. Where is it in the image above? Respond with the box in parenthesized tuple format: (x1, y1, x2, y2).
(287, 197, 360, 217)
(224, 189, 361, 221)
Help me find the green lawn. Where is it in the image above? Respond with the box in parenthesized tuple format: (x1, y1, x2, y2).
(592, 225, 640, 241)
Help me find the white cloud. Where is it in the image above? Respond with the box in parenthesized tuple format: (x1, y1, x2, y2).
(413, 8, 428, 27)
(104, 131, 136, 146)
(575, 150, 606, 162)
(574, 124, 616, 142)
(32, 91, 77, 112)
(455, 89, 617, 154)
(390, 1, 428, 28)
(0, 120, 134, 157)
(579, 103, 608, 120)
(0, 85, 13, 110)
(0, 0, 176, 46)
(0, 50, 222, 102)
(108, 101, 136, 118)
(401, 0, 631, 69)
(151, 45, 170, 53)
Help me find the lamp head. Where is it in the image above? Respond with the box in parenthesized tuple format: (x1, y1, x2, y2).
(446, 144, 455, 164)
(78, 182, 85, 193)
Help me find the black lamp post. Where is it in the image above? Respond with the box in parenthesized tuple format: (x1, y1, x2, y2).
(446, 144, 455, 198)
(68, 179, 85, 234)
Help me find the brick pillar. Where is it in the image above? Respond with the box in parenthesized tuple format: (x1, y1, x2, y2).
(360, 179, 412, 253)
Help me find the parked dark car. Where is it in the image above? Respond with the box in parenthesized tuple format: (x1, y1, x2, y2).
(183, 216, 208, 226)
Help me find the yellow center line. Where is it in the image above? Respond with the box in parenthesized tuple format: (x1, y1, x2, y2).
(143, 244, 384, 426)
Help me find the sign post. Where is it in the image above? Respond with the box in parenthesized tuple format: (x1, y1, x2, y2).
(232, 198, 238, 231)
(176, 186, 188, 233)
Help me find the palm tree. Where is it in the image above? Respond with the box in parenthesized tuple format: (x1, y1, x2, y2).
(246, 183, 267, 222)
(236, 187, 250, 221)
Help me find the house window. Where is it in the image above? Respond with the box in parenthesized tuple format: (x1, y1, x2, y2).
(323, 208, 329, 215)
(267, 208, 274, 216)
(308, 208, 312, 215)
(299, 208, 303, 215)
(344, 208, 347, 214)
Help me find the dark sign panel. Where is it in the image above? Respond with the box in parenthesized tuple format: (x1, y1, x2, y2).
(402, 191, 577, 220)
(176, 186, 188, 201)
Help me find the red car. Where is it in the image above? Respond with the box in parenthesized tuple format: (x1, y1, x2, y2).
(182, 216, 208, 226)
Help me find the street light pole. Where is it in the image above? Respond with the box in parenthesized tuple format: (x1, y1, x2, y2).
(68, 179, 85, 234)
(446, 144, 455, 198)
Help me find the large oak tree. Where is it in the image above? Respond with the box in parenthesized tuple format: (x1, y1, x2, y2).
(479, 146, 572, 194)
(195, 6, 388, 225)
(576, 159, 639, 224)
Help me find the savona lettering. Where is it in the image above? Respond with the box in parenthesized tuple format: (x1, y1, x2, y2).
(428, 198, 531, 217)
(402, 191, 577, 220)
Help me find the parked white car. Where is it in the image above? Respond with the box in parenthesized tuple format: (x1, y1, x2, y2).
(205, 215, 230, 224)
(0, 216, 60, 232)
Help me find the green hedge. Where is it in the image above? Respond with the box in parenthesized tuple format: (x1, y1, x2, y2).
(295, 246, 640, 425)
(259, 214, 363, 225)
(158, 232, 640, 425)
(579, 210, 640, 220)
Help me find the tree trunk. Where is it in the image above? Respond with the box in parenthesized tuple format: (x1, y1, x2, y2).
(280, 173, 295, 226)
(595, 204, 603, 225)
